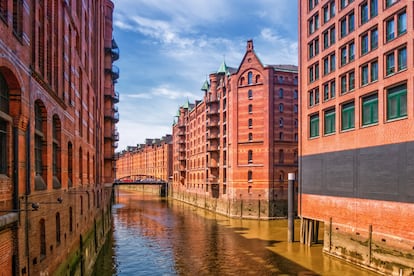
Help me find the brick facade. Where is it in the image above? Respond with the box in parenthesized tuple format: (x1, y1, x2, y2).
(116, 136, 173, 182)
(299, 0, 414, 274)
(0, 0, 118, 274)
(168, 40, 298, 218)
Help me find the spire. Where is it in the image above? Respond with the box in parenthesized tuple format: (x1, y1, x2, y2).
(182, 98, 190, 109)
(217, 60, 228, 75)
(201, 79, 210, 91)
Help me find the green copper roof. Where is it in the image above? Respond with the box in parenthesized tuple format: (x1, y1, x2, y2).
(217, 60, 228, 74)
(201, 79, 209, 91)
(182, 98, 190, 109)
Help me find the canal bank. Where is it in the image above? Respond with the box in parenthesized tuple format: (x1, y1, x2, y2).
(95, 188, 379, 275)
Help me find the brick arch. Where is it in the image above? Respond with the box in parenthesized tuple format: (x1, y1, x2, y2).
(237, 68, 262, 87)
(0, 66, 23, 123)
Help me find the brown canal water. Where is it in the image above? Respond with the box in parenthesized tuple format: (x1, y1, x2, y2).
(92, 189, 378, 275)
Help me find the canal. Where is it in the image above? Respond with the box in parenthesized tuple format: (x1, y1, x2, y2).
(92, 189, 377, 275)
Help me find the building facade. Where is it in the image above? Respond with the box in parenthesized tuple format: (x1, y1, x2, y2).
(299, 0, 414, 274)
(0, 0, 118, 275)
(172, 40, 298, 219)
(116, 135, 173, 182)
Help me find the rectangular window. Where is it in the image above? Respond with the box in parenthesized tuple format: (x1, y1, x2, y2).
(361, 2, 368, 24)
(387, 83, 407, 120)
(315, 87, 320, 104)
(330, 53, 336, 72)
(397, 11, 406, 35)
(341, 47, 347, 66)
(361, 34, 369, 55)
(12, 0, 23, 38)
(324, 83, 329, 101)
(330, 26, 336, 44)
(386, 19, 395, 41)
(341, 75, 347, 94)
(362, 93, 378, 126)
(370, 0, 378, 17)
(323, 31, 329, 49)
(385, 0, 398, 8)
(323, 5, 329, 23)
(341, 101, 355, 130)
(386, 52, 395, 75)
(340, 18, 347, 37)
(324, 57, 329, 75)
(348, 12, 355, 32)
(309, 90, 314, 106)
(330, 80, 336, 98)
(349, 42, 355, 61)
(349, 71, 355, 90)
(310, 113, 320, 138)
(398, 47, 407, 71)
(370, 28, 378, 49)
(361, 65, 369, 85)
(371, 60, 378, 82)
(315, 63, 319, 80)
(324, 109, 336, 134)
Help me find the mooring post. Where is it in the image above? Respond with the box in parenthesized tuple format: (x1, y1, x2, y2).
(288, 173, 295, 242)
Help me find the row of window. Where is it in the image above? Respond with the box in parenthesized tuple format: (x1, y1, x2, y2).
(308, 8, 406, 61)
(309, 43, 407, 90)
(309, 83, 407, 137)
(0, 0, 23, 38)
(309, 0, 398, 15)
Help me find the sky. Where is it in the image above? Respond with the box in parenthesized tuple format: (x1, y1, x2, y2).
(112, 0, 298, 151)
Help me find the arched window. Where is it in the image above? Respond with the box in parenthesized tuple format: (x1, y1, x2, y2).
(248, 104, 253, 114)
(248, 71, 253, 84)
(279, 132, 284, 140)
(255, 74, 260, 83)
(0, 73, 9, 175)
(248, 118, 253, 128)
(68, 142, 73, 187)
(40, 219, 46, 259)
(279, 103, 284, 112)
(248, 150, 253, 163)
(279, 88, 284, 98)
(35, 101, 47, 190)
(56, 213, 61, 245)
(248, 132, 253, 141)
(248, 170, 253, 182)
(294, 104, 298, 113)
(279, 118, 284, 128)
(52, 115, 61, 189)
(279, 149, 284, 163)
(248, 89, 253, 99)
(240, 77, 245, 86)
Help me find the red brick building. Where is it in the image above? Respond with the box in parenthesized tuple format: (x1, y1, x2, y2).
(172, 40, 298, 218)
(116, 135, 173, 182)
(0, 0, 118, 274)
(299, 0, 414, 274)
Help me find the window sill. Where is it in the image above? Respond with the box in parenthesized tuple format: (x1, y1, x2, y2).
(340, 127, 355, 133)
(361, 122, 378, 129)
(323, 132, 336, 137)
(386, 115, 407, 124)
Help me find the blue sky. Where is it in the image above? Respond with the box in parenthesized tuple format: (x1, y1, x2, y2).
(112, 0, 298, 150)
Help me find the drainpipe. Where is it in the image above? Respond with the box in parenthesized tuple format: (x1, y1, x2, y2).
(25, 121, 31, 275)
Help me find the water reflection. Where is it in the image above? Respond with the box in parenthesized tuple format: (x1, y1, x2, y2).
(94, 190, 376, 275)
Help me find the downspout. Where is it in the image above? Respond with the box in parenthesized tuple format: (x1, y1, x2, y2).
(12, 125, 19, 275)
(25, 121, 31, 275)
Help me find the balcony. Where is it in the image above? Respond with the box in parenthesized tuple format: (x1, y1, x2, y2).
(111, 39, 120, 61)
(113, 91, 120, 103)
(206, 119, 219, 128)
(206, 144, 219, 152)
(207, 132, 219, 140)
(206, 108, 219, 116)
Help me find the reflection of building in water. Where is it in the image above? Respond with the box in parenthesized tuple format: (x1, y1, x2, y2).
(0, 0, 118, 274)
(171, 40, 298, 219)
(299, 0, 414, 275)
